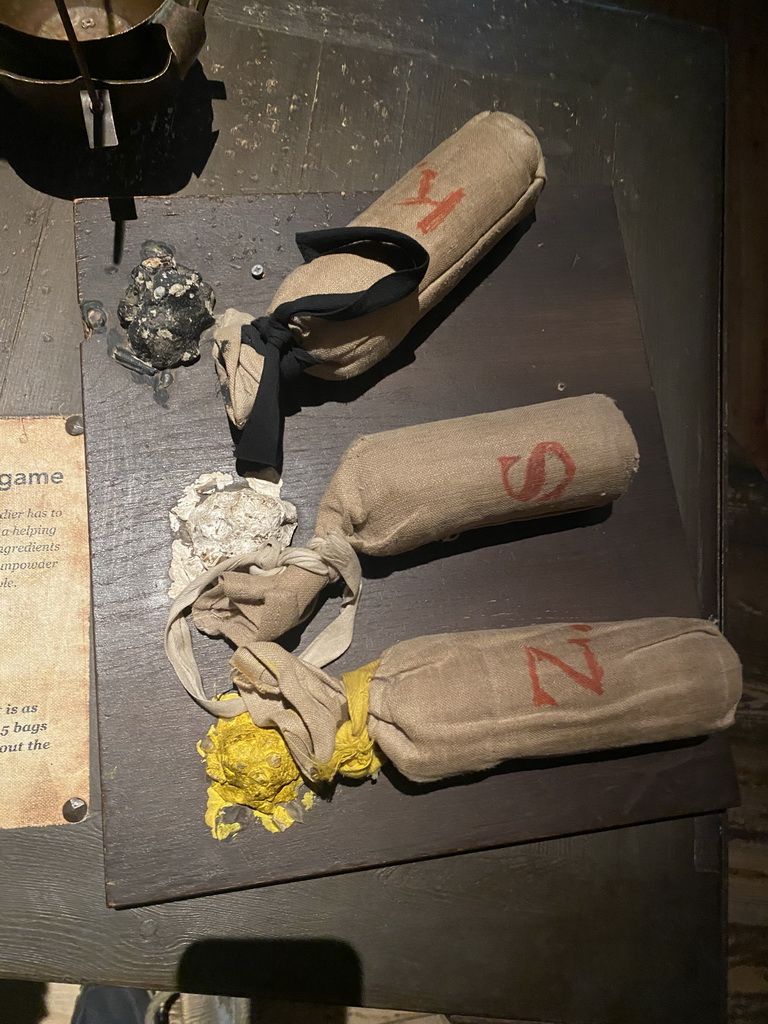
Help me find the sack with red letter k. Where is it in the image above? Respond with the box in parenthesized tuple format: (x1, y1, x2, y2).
(208, 111, 546, 469)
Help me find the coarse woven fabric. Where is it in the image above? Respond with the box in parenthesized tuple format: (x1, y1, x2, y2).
(314, 393, 636, 556)
(228, 618, 742, 784)
(192, 393, 638, 652)
(212, 110, 546, 428)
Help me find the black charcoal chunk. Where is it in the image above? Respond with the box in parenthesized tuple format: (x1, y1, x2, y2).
(118, 240, 215, 369)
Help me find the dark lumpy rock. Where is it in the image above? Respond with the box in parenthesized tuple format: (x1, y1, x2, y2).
(118, 241, 215, 369)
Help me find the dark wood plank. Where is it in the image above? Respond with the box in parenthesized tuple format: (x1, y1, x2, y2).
(0, 203, 83, 418)
(0, 166, 52, 399)
(0, 815, 724, 1023)
(616, 0, 768, 475)
(726, 449, 768, 1022)
(729, 923, 768, 1024)
(623, 7, 768, 1015)
(298, 45, 411, 192)
(609, 26, 725, 620)
(199, 20, 322, 196)
(76, 186, 735, 908)
(723, 3, 768, 479)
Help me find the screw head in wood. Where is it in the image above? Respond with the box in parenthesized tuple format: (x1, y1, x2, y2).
(62, 797, 88, 822)
(65, 415, 84, 436)
(80, 300, 108, 333)
(251, 264, 265, 279)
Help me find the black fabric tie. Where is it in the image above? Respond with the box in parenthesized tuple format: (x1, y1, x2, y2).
(235, 226, 429, 468)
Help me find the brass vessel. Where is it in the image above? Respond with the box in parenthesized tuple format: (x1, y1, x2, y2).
(0, 1, 208, 132)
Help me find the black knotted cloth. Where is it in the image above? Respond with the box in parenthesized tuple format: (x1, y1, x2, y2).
(235, 226, 429, 468)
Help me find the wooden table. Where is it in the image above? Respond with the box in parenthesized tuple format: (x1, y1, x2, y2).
(0, 2, 727, 1021)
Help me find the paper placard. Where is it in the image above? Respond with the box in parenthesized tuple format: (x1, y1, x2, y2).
(0, 416, 90, 828)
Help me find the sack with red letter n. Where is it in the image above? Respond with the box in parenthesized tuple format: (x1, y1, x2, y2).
(219, 618, 742, 783)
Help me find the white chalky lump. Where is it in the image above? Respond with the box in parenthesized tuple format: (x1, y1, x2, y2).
(168, 472, 297, 597)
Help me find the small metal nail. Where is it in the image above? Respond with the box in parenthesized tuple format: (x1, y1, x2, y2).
(65, 415, 84, 436)
(251, 264, 265, 279)
(62, 797, 88, 822)
(113, 347, 156, 376)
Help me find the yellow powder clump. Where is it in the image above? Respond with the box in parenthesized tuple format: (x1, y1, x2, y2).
(198, 702, 310, 838)
(198, 661, 385, 840)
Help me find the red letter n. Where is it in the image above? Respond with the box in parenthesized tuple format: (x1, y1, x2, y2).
(525, 625, 604, 707)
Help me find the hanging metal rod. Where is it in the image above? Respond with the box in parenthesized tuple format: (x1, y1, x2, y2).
(52, 0, 102, 113)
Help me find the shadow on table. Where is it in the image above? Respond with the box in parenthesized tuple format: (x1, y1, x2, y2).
(275, 502, 612, 656)
(0, 980, 47, 1024)
(0, 62, 222, 201)
(178, 938, 362, 1024)
(360, 503, 612, 581)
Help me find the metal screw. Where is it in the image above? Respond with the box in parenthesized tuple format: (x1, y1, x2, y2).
(251, 264, 265, 279)
(86, 308, 106, 330)
(62, 797, 88, 822)
(157, 370, 174, 389)
(65, 414, 84, 436)
(80, 300, 108, 333)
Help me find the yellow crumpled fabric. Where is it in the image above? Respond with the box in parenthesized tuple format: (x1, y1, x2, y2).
(313, 660, 385, 782)
(198, 662, 384, 839)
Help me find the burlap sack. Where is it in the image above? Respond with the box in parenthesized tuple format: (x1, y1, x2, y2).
(221, 618, 742, 784)
(313, 392, 636, 555)
(188, 393, 638, 664)
(211, 110, 546, 433)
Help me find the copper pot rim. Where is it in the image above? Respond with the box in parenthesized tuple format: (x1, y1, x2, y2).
(0, 1, 173, 41)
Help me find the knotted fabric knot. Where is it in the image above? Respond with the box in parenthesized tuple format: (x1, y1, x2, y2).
(304, 532, 359, 585)
(294, 532, 363, 669)
(233, 226, 429, 470)
(235, 315, 320, 469)
(165, 531, 364, 717)
(248, 316, 313, 380)
(245, 536, 285, 574)
(251, 315, 293, 352)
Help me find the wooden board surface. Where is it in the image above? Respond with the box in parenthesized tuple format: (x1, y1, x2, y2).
(76, 186, 736, 907)
(0, 1, 732, 1017)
